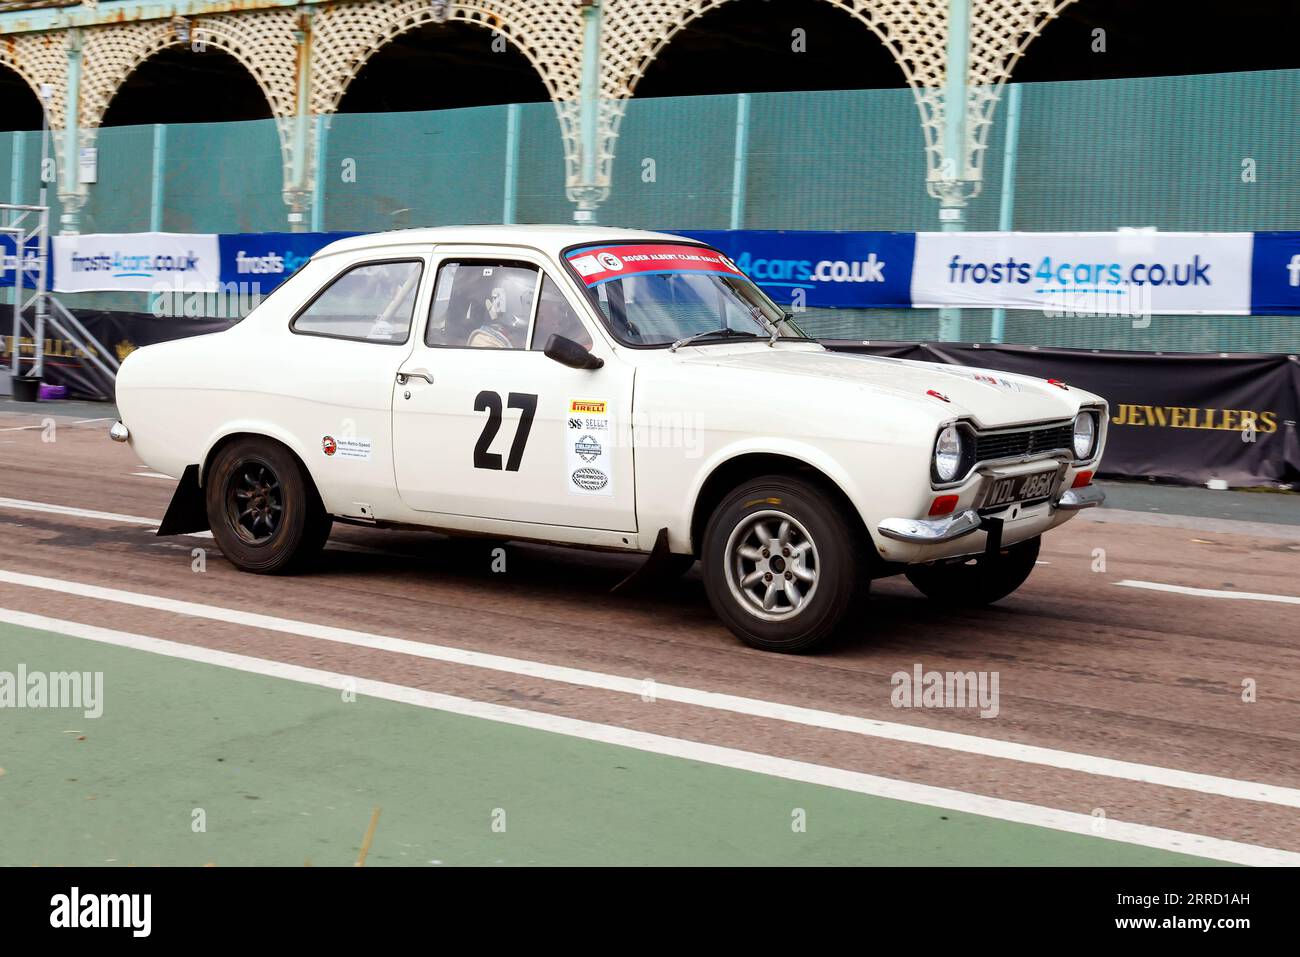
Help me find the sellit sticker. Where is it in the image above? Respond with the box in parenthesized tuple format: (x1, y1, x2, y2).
(566, 399, 613, 496)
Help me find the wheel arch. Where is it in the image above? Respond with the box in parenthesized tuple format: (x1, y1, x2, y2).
(688, 449, 879, 564)
(199, 424, 320, 493)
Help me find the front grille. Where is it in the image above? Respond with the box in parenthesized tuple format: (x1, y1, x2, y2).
(974, 423, 1073, 463)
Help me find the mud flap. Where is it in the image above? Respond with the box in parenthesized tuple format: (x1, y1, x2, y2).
(611, 528, 695, 594)
(157, 464, 210, 536)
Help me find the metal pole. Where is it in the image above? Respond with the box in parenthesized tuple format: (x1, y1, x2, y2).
(289, 12, 313, 232)
(9, 133, 23, 207)
(729, 93, 750, 231)
(503, 103, 520, 225)
(311, 113, 328, 233)
(62, 30, 82, 235)
(9, 216, 21, 380)
(990, 81, 1021, 344)
(4, 135, 21, 315)
(575, 1, 602, 222)
(149, 123, 166, 232)
(937, 0, 969, 343)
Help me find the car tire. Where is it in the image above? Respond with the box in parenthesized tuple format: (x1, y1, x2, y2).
(205, 437, 332, 575)
(904, 535, 1040, 605)
(701, 475, 867, 653)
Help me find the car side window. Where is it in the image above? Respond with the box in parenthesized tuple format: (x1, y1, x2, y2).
(427, 260, 540, 349)
(529, 274, 593, 351)
(291, 260, 422, 344)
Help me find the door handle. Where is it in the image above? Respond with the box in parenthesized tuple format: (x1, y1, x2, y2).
(396, 369, 433, 385)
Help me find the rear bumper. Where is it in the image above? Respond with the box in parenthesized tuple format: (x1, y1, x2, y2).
(878, 485, 1105, 545)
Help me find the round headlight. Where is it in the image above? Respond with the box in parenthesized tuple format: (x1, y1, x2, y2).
(1072, 412, 1096, 459)
(934, 425, 964, 482)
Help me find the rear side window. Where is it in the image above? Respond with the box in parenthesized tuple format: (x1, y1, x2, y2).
(291, 259, 423, 344)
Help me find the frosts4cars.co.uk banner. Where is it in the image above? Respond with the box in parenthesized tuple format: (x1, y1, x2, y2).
(909, 232, 1255, 316)
(51, 232, 222, 294)
(681, 230, 916, 309)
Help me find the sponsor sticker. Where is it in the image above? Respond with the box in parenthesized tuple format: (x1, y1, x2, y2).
(322, 435, 373, 461)
(964, 371, 1023, 392)
(565, 399, 613, 496)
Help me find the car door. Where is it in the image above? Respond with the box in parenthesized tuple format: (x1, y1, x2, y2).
(391, 246, 636, 532)
(271, 247, 431, 516)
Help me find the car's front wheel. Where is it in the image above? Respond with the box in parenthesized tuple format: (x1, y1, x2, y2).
(904, 535, 1040, 605)
(205, 437, 332, 574)
(701, 475, 867, 653)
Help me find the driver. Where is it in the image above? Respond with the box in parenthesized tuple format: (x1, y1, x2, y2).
(466, 269, 535, 349)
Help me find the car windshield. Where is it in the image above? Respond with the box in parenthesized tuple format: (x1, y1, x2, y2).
(565, 243, 806, 347)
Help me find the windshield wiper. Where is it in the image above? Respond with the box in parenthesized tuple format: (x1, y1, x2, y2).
(769, 311, 794, 347)
(668, 327, 762, 352)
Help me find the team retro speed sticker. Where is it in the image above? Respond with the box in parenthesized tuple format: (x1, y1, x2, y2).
(566, 244, 745, 286)
(321, 435, 374, 461)
(566, 399, 613, 496)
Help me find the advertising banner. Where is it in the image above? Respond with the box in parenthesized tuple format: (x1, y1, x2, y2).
(681, 230, 915, 309)
(51, 233, 222, 294)
(2, 309, 233, 401)
(0, 234, 43, 289)
(217, 231, 359, 293)
(910, 232, 1255, 316)
(824, 341, 1300, 487)
(1248, 231, 1300, 315)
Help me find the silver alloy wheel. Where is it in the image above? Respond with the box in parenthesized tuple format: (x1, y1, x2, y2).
(723, 509, 820, 622)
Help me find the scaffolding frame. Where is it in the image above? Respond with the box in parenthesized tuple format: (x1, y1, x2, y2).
(2, 202, 120, 394)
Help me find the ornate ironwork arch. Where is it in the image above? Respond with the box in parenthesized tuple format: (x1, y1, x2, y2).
(310, 0, 584, 115)
(602, 0, 939, 99)
(78, 12, 301, 132)
(0, 33, 66, 128)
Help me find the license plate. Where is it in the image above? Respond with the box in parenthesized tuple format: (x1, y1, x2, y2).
(981, 469, 1057, 509)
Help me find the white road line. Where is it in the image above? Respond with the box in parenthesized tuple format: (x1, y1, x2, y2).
(1116, 579, 1300, 606)
(131, 472, 176, 481)
(0, 605, 1293, 867)
(0, 497, 160, 527)
(0, 567, 1296, 811)
(73, 418, 113, 425)
(0, 498, 418, 553)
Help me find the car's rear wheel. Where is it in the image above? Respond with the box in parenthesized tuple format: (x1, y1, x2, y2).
(701, 475, 866, 653)
(205, 437, 332, 574)
(904, 535, 1040, 605)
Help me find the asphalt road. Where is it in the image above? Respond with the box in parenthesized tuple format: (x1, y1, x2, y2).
(1, 408, 1297, 866)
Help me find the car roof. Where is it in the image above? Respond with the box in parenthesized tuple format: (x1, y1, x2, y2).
(315, 225, 705, 260)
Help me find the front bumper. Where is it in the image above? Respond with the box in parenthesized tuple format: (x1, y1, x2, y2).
(878, 484, 1105, 545)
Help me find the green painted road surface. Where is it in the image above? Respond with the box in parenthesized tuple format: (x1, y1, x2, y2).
(0, 623, 1223, 866)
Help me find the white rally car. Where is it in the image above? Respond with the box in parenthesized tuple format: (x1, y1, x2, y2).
(112, 226, 1106, 652)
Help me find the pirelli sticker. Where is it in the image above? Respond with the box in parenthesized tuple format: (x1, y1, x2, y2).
(566, 399, 613, 496)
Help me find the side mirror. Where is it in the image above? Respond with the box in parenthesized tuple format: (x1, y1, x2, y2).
(544, 334, 604, 370)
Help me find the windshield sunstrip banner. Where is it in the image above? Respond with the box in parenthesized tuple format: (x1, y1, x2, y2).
(42, 230, 1300, 315)
(565, 243, 746, 286)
